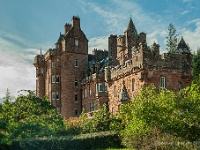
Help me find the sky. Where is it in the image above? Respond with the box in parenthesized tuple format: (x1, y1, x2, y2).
(0, 0, 199, 101)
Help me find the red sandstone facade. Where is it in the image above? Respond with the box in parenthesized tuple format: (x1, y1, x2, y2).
(34, 16, 192, 118)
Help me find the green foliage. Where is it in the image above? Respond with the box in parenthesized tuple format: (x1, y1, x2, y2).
(64, 104, 120, 135)
(0, 90, 65, 146)
(166, 23, 178, 53)
(119, 84, 200, 149)
(10, 131, 122, 150)
(80, 104, 112, 133)
(192, 48, 200, 80)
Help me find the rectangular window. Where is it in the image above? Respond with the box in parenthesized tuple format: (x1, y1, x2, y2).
(51, 61, 55, 68)
(75, 79, 78, 87)
(52, 75, 56, 83)
(89, 87, 92, 96)
(90, 102, 95, 112)
(52, 92, 59, 100)
(56, 106, 60, 113)
(98, 83, 103, 92)
(40, 68, 44, 74)
(75, 39, 79, 46)
(75, 110, 78, 116)
(104, 83, 108, 92)
(74, 59, 78, 67)
(84, 88, 87, 98)
(132, 78, 135, 91)
(160, 77, 166, 89)
(75, 94, 78, 102)
(96, 84, 98, 94)
(52, 75, 60, 83)
(114, 85, 117, 97)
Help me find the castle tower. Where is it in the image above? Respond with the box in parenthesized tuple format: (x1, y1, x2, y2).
(117, 35, 126, 65)
(124, 18, 138, 57)
(60, 16, 88, 118)
(108, 35, 118, 65)
(34, 54, 45, 98)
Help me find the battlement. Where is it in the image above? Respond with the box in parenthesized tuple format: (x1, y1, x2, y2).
(109, 60, 143, 80)
(34, 55, 44, 67)
(91, 48, 109, 62)
(72, 16, 80, 20)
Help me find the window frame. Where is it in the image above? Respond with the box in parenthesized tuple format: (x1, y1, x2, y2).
(75, 110, 78, 116)
(98, 83, 103, 92)
(52, 75, 60, 83)
(75, 78, 78, 87)
(75, 94, 78, 103)
(74, 59, 78, 67)
(52, 92, 59, 100)
(114, 85, 117, 97)
(104, 83, 108, 92)
(132, 78, 135, 91)
(160, 76, 166, 89)
(51, 61, 55, 68)
(90, 102, 95, 112)
(75, 39, 79, 46)
(84, 88, 87, 98)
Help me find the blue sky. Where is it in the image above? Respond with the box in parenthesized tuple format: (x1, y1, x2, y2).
(0, 0, 199, 100)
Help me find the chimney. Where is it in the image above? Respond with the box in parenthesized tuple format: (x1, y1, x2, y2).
(72, 16, 80, 29)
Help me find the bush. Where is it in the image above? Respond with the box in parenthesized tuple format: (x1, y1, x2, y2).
(64, 104, 118, 134)
(10, 131, 123, 150)
(119, 84, 200, 149)
(0, 91, 65, 145)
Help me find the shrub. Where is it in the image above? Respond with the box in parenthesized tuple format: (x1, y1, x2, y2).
(119, 84, 200, 149)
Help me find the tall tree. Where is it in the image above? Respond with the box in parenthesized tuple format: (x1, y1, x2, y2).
(166, 23, 178, 53)
(193, 48, 200, 80)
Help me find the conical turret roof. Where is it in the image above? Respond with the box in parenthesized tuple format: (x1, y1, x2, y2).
(126, 17, 138, 35)
(177, 37, 190, 54)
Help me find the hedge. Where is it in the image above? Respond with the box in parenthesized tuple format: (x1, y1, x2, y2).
(9, 131, 123, 150)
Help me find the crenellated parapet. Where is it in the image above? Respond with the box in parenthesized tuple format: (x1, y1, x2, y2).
(106, 59, 143, 81)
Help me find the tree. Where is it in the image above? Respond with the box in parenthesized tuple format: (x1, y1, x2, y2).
(166, 23, 178, 53)
(192, 48, 200, 80)
(119, 84, 200, 149)
(0, 90, 65, 145)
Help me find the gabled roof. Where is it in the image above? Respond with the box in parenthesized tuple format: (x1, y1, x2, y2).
(119, 82, 129, 101)
(56, 33, 64, 43)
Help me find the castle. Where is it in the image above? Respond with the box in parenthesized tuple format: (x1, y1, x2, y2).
(34, 16, 192, 118)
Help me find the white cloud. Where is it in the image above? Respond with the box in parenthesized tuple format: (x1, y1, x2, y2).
(0, 51, 35, 99)
(82, 0, 170, 53)
(180, 10, 189, 15)
(147, 30, 168, 52)
(88, 36, 108, 53)
(182, 19, 200, 51)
